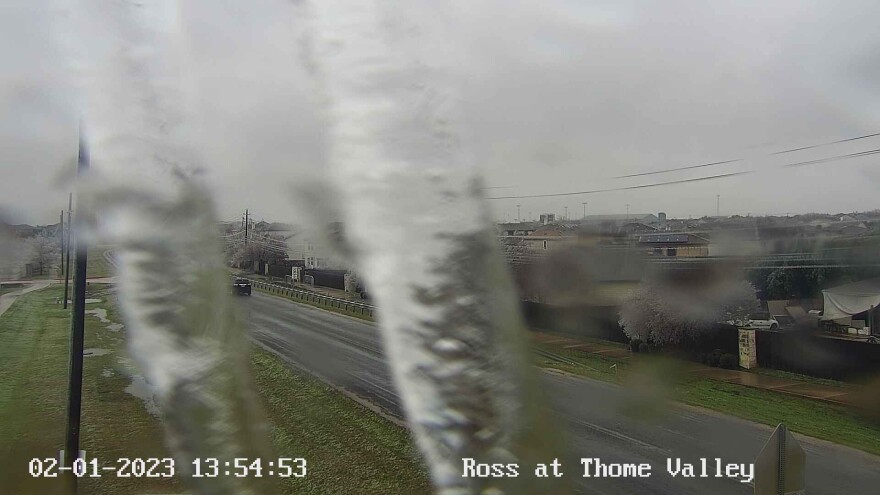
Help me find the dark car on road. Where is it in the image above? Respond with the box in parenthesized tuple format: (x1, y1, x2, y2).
(233, 278, 252, 296)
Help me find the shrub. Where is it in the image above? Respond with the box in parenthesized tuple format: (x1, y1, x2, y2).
(630, 339, 642, 352)
(719, 353, 738, 369)
(707, 349, 722, 367)
(638, 342, 649, 354)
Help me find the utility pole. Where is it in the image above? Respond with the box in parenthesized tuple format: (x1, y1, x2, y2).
(63, 194, 72, 309)
(65, 126, 89, 482)
(244, 209, 249, 247)
(59, 210, 64, 280)
(516, 204, 521, 223)
(582, 202, 587, 219)
(716, 194, 720, 217)
(626, 203, 630, 223)
(564, 206, 568, 221)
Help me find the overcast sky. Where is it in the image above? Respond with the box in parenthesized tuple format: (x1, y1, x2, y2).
(3, 0, 880, 225)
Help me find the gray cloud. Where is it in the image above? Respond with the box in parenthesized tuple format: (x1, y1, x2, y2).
(3, 0, 880, 225)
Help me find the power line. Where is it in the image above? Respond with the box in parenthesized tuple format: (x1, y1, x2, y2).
(488, 147, 880, 201)
(783, 148, 880, 168)
(771, 131, 880, 155)
(612, 130, 880, 179)
(487, 171, 750, 200)
(615, 159, 742, 179)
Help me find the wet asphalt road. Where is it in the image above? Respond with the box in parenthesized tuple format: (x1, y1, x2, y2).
(240, 291, 880, 494)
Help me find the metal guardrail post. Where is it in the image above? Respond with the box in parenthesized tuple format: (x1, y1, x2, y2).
(246, 277, 376, 317)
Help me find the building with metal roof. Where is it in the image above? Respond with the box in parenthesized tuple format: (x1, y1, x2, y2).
(638, 232, 709, 257)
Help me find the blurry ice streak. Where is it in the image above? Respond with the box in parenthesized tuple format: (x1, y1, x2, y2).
(92, 178, 275, 495)
(305, 2, 563, 493)
(60, 2, 274, 494)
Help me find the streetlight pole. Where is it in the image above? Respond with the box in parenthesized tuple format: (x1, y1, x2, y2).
(582, 202, 587, 219)
(516, 204, 521, 223)
(66, 126, 89, 481)
(716, 194, 720, 217)
(63, 193, 72, 309)
(59, 210, 64, 279)
(564, 206, 568, 221)
(626, 203, 630, 223)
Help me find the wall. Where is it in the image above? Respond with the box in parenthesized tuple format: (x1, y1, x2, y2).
(303, 268, 347, 290)
(756, 331, 880, 381)
(521, 301, 629, 343)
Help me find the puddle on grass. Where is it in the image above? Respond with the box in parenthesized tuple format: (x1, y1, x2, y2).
(106, 323, 123, 332)
(125, 375, 161, 417)
(84, 348, 112, 357)
(65, 299, 103, 305)
(85, 308, 110, 323)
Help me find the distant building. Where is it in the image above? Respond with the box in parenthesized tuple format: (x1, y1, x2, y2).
(523, 224, 576, 251)
(579, 213, 660, 235)
(620, 222, 659, 235)
(539, 213, 556, 225)
(498, 222, 539, 236)
(582, 213, 659, 226)
(267, 223, 348, 270)
(638, 233, 709, 257)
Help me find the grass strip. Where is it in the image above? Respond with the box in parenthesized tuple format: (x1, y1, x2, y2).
(251, 349, 430, 494)
(535, 340, 880, 456)
(0, 285, 178, 495)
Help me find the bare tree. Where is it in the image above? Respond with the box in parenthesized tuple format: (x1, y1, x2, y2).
(27, 232, 61, 276)
(232, 233, 288, 268)
(619, 279, 759, 346)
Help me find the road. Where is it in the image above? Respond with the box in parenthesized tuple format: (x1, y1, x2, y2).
(241, 291, 880, 494)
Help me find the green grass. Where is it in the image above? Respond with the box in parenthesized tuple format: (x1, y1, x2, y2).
(252, 349, 430, 494)
(85, 247, 115, 278)
(533, 342, 625, 382)
(676, 377, 880, 455)
(749, 367, 851, 389)
(0, 285, 24, 297)
(0, 284, 430, 494)
(536, 339, 880, 456)
(0, 285, 178, 495)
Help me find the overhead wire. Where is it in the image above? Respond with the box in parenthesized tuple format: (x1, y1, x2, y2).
(488, 147, 880, 200)
(611, 130, 880, 179)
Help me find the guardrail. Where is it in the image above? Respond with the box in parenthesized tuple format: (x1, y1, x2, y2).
(247, 279, 375, 318)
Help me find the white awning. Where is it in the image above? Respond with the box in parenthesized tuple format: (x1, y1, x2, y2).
(821, 277, 880, 320)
